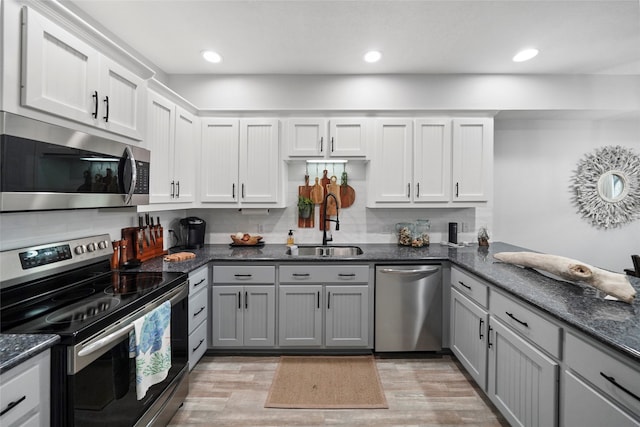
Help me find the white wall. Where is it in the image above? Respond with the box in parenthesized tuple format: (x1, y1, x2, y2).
(493, 118, 640, 273)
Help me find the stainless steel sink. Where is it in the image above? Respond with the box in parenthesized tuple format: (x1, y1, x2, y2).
(287, 245, 364, 257)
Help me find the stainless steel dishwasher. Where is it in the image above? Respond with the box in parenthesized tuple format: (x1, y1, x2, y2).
(375, 265, 442, 351)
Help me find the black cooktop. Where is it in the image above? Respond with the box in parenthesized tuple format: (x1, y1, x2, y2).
(0, 262, 186, 342)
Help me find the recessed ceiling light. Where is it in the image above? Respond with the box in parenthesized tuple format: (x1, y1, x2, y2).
(512, 48, 539, 63)
(202, 50, 222, 63)
(363, 50, 382, 63)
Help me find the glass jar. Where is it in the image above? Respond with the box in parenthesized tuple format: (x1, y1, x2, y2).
(413, 219, 431, 247)
(395, 222, 415, 246)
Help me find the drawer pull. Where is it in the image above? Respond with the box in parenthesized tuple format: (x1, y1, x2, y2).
(458, 281, 471, 290)
(0, 395, 26, 416)
(505, 311, 529, 327)
(193, 306, 205, 317)
(192, 338, 205, 352)
(600, 372, 640, 402)
(193, 278, 206, 288)
(338, 273, 356, 279)
(479, 318, 484, 340)
(292, 273, 311, 278)
(234, 274, 253, 280)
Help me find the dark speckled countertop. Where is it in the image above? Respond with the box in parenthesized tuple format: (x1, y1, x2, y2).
(119, 241, 640, 363)
(0, 334, 60, 373)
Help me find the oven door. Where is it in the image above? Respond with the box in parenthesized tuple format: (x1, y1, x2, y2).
(60, 283, 188, 427)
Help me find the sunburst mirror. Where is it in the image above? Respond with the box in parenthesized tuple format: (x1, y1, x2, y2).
(573, 145, 640, 229)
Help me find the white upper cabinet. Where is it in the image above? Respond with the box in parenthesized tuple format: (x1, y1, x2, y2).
(452, 118, 493, 202)
(369, 119, 413, 203)
(201, 118, 283, 207)
(415, 119, 452, 202)
(368, 117, 492, 207)
(147, 90, 197, 204)
(285, 118, 368, 158)
(20, 6, 145, 140)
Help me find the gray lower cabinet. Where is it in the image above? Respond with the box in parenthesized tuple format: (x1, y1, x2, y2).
(211, 265, 276, 348)
(487, 317, 558, 427)
(0, 350, 50, 426)
(211, 285, 276, 347)
(562, 331, 640, 426)
(450, 287, 488, 389)
(278, 265, 371, 348)
(188, 265, 209, 370)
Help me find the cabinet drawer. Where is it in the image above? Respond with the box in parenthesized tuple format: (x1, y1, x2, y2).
(213, 266, 275, 283)
(451, 266, 489, 307)
(280, 265, 369, 283)
(188, 287, 208, 333)
(490, 291, 561, 358)
(188, 321, 208, 371)
(565, 332, 640, 416)
(0, 359, 41, 427)
(189, 265, 209, 294)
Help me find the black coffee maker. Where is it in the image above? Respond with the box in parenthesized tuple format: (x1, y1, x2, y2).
(180, 217, 206, 249)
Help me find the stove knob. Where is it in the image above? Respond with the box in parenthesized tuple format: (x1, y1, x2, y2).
(74, 245, 86, 255)
(87, 242, 97, 252)
(98, 240, 109, 250)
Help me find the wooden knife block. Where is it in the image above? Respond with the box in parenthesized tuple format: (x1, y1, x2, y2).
(121, 226, 167, 263)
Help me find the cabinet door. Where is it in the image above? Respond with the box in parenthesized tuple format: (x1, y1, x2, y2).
(450, 288, 488, 389)
(244, 286, 276, 347)
(173, 106, 197, 202)
(452, 118, 493, 202)
(414, 119, 451, 202)
(210, 286, 243, 347)
(286, 119, 327, 157)
(370, 119, 413, 203)
(329, 119, 368, 157)
(487, 318, 558, 427)
(239, 119, 280, 203)
(325, 285, 369, 347)
(99, 56, 145, 140)
(562, 370, 639, 427)
(21, 7, 101, 125)
(147, 91, 175, 203)
(201, 119, 239, 203)
(278, 285, 323, 347)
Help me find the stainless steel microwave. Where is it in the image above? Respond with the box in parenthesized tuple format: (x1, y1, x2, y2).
(0, 112, 150, 212)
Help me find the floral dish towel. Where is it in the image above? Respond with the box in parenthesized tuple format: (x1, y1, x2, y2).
(133, 300, 172, 400)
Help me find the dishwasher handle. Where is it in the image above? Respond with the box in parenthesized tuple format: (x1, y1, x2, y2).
(379, 266, 440, 276)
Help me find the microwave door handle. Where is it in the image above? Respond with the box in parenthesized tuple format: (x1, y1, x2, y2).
(123, 146, 137, 205)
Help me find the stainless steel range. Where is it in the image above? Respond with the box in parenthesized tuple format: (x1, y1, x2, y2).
(0, 235, 189, 427)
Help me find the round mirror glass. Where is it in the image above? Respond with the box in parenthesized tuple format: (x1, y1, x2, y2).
(597, 171, 628, 202)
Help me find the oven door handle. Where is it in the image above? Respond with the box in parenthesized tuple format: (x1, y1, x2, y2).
(71, 282, 188, 374)
(77, 324, 134, 358)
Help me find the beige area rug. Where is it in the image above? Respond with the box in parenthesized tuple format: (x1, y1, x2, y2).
(264, 355, 388, 409)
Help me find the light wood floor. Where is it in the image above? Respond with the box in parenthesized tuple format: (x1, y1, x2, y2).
(168, 354, 509, 426)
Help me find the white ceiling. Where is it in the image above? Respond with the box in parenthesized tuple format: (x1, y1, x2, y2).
(65, 0, 640, 76)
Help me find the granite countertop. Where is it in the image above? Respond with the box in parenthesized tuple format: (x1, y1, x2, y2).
(0, 334, 60, 374)
(129, 241, 640, 363)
